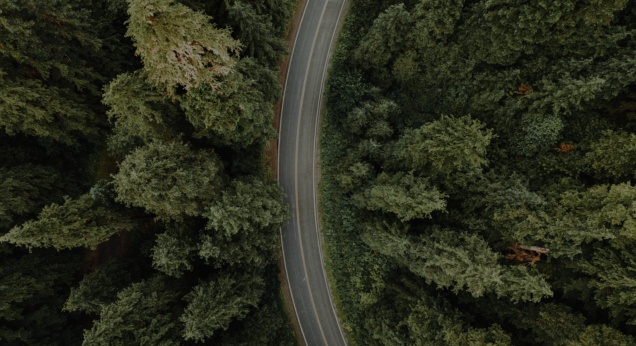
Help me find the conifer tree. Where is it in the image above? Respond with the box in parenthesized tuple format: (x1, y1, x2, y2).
(180, 272, 263, 342)
(82, 275, 183, 346)
(180, 67, 276, 147)
(151, 223, 197, 278)
(199, 176, 288, 267)
(102, 72, 182, 156)
(362, 224, 552, 302)
(125, 0, 241, 96)
(112, 141, 223, 220)
(353, 172, 447, 221)
(0, 194, 135, 250)
(0, 164, 59, 230)
(391, 115, 493, 176)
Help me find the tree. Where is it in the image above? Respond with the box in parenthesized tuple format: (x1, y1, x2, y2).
(125, 0, 241, 96)
(112, 141, 223, 220)
(151, 223, 197, 278)
(1, 193, 135, 250)
(0, 164, 60, 230)
(0, 250, 83, 345)
(102, 72, 182, 156)
(0, 0, 123, 144)
(227, 1, 286, 65)
(0, 76, 99, 144)
(363, 278, 511, 346)
(180, 272, 263, 342)
(502, 183, 636, 259)
(390, 115, 493, 176)
(353, 172, 447, 222)
(180, 68, 276, 147)
(82, 275, 183, 346)
(585, 130, 636, 180)
(199, 176, 288, 267)
(362, 224, 552, 303)
(64, 258, 141, 315)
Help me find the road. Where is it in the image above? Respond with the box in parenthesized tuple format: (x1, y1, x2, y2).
(278, 0, 347, 345)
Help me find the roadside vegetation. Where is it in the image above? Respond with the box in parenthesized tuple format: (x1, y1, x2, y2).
(322, 0, 636, 344)
(0, 0, 296, 344)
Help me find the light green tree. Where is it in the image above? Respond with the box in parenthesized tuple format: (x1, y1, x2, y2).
(126, 0, 241, 96)
(353, 172, 447, 221)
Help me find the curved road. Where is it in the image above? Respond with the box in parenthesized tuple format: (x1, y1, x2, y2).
(278, 0, 347, 345)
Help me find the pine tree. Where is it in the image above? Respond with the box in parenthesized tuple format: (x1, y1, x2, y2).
(0, 0, 117, 144)
(353, 172, 447, 221)
(151, 223, 197, 278)
(82, 275, 183, 346)
(362, 224, 552, 302)
(0, 194, 135, 250)
(65, 258, 141, 314)
(125, 0, 241, 96)
(199, 176, 288, 267)
(180, 67, 276, 147)
(391, 115, 493, 176)
(585, 130, 636, 180)
(180, 272, 263, 342)
(102, 72, 182, 156)
(0, 164, 60, 230)
(112, 141, 223, 220)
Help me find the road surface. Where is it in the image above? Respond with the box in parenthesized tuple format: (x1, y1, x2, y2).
(278, 0, 347, 345)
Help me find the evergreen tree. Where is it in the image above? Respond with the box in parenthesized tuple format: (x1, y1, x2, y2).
(65, 258, 141, 314)
(180, 66, 276, 147)
(199, 176, 288, 267)
(353, 172, 447, 221)
(125, 0, 241, 96)
(180, 272, 263, 342)
(102, 72, 183, 156)
(112, 141, 223, 220)
(1, 193, 135, 250)
(151, 223, 197, 278)
(82, 275, 183, 346)
(585, 130, 636, 180)
(391, 115, 493, 176)
(0, 0, 128, 144)
(227, 1, 286, 65)
(362, 224, 552, 303)
(0, 250, 83, 345)
(0, 164, 60, 230)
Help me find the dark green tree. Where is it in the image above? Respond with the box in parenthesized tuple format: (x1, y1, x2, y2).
(1, 193, 135, 250)
(199, 176, 288, 267)
(362, 224, 552, 303)
(102, 71, 183, 156)
(180, 67, 276, 147)
(151, 223, 197, 278)
(391, 115, 493, 176)
(180, 272, 263, 342)
(64, 258, 141, 315)
(112, 141, 223, 220)
(0, 164, 60, 230)
(82, 275, 183, 346)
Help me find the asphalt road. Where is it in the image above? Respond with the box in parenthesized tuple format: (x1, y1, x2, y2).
(278, 0, 347, 345)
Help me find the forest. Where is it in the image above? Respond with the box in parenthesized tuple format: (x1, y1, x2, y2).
(321, 0, 636, 345)
(0, 0, 297, 344)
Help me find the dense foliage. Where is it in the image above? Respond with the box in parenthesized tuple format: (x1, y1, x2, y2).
(0, 0, 295, 344)
(322, 0, 636, 344)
